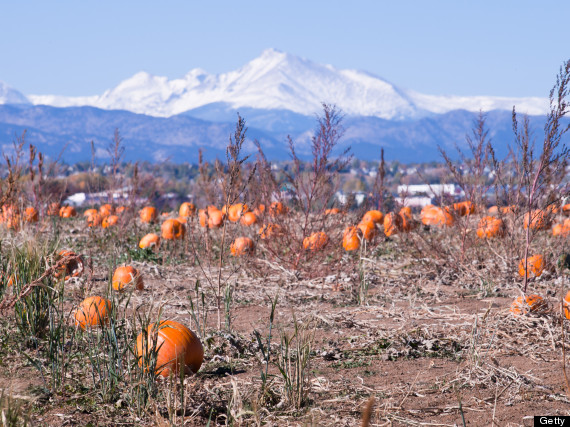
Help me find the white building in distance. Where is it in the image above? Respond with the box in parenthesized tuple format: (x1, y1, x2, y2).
(397, 184, 464, 198)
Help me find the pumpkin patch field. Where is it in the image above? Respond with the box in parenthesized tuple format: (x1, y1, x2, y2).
(1, 198, 569, 426)
(1, 100, 570, 426)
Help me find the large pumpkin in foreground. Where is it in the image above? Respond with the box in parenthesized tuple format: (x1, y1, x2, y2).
(136, 320, 204, 377)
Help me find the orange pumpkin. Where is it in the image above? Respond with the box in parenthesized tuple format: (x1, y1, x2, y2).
(208, 209, 224, 228)
(523, 209, 550, 230)
(453, 201, 474, 217)
(563, 204, 570, 216)
(342, 226, 361, 251)
(552, 223, 565, 237)
(510, 294, 548, 316)
(54, 250, 85, 280)
(269, 201, 287, 217)
(1, 204, 19, 222)
(230, 237, 255, 256)
(116, 206, 128, 215)
(179, 202, 196, 218)
(99, 204, 113, 218)
(384, 212, 403, 237)
(161, 218, 186, 240)
(139, 233, 160, 249)
(136, 320, 203, 377)
(87, 212, 102, 227)
(325, 208, 342, 215)
(258, 223, 282, 240)
(357, 220, 377, 241)
(140, 206, 157, 224)
(208, 205, 221, 215)
(398, 208, 415, 232)
(59, 206, 77, 218)
(83, 208, 98, 218)
(476, 216, 505, 238)
(74, 296, 111, 329)
(421, 206, 454, 227)
(112, 265, 144, 291)
(518, 254, 545, 278)
(303, 231, 329, 251)
(490, 205, 516, 215)
(228, 203, 248, 222)
(102, 215, 119, 228)
(553, 219, 570, 237)
(198, 208, 224, 228)
(24, 207, 38, 223)
(362, 210, 384, 225)
(240, 212, 258, 226)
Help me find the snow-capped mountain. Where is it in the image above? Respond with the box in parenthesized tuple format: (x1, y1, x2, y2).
(0, 81, 30, 105)
(26, 49, 548, 119)
(0, 50, 559, 164)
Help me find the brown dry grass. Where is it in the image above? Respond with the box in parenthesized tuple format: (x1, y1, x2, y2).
(0, 206, 569, 425)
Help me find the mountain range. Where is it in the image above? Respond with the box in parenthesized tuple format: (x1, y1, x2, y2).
(0, 49, 559, 163)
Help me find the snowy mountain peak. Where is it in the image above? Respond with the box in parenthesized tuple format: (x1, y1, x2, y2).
(24, 50, 549, 119)
(258, 47, 288, 61)
(0, 81, 30, 105)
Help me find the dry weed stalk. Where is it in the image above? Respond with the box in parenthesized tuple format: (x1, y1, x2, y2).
(439, 111, 494, 208)
(512, 60, 570, 292)
(371, 147, 386, 211)
(255, 104, 351, 275)
(190, 115, 256, 330)
(0, 131, 27, 209)
(107, 128, 125, 205)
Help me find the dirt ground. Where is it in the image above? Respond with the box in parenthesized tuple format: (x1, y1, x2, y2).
(1, 219, 570, 426)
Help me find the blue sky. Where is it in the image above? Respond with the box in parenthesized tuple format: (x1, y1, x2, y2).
(1, 1, 567, 98)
